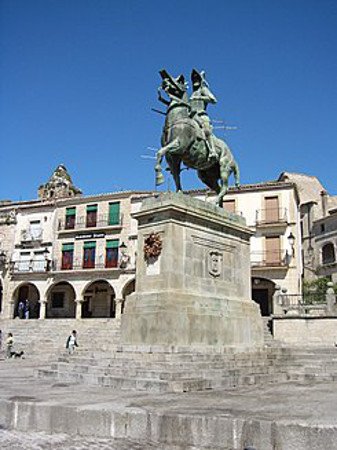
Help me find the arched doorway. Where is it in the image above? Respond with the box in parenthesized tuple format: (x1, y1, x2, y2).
(82, 280, 115, 318)
(251, 277, 276, 316)
(13, 283, 40, 319)
(47, 281, 76, 318)
(121, 279, 135, 314)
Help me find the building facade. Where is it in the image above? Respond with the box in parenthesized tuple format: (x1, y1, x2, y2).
(0, 166, 307, 322)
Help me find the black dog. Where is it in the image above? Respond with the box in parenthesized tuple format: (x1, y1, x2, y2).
(10, 350, 25, 359)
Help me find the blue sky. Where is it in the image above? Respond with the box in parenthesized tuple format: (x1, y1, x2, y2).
(1, 0, 336, 200)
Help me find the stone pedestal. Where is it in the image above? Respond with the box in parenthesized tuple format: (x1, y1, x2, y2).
(121, 193, 263, 350)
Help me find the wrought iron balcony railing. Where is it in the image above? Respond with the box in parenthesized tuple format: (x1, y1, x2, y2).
(52, 258, 133, 271)
(11, 259, 50, 273)
(58, 213, 123, 231)
(251, 250, 289, 268)
(20, 228, 43, 242)
(255, 208, 288, 226)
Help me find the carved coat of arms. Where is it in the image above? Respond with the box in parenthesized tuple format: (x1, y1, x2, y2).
(208, 250, 222, 277)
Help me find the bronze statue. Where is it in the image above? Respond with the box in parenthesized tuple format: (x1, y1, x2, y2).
(155, 69, 240, 207)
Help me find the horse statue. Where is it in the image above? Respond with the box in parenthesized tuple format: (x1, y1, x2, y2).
(155, 69, 240, 207)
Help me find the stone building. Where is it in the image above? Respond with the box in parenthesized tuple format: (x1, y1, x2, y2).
(0, 166, 308, 323)
(312, 207, 337, 283)
(0, 201, 17, 315)
(0, 165, 152, 321)
(279, 172, 337, 282)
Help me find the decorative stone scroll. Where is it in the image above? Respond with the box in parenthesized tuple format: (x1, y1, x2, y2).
(144, 232, 162, 261)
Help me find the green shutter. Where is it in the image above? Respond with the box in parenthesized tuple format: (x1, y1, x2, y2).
(62, 243, 74, 251)
(106, 239, 119, 249)
(86, 204, 98, 212)
(66, 207, 76, 216)
(83, 241, 96, 249)
(109, 202, 120, 225)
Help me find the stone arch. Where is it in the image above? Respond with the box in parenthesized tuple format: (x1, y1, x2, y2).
(13, 282, 40, 319)
(322, 242, 335, 265)
(81, 279, 116, 318)
(121, 278, 136, 314)
(251, 277, 276, 316)
(46, 281, 76, 318)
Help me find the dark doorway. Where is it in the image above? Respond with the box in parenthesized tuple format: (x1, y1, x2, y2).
(252, 288, 270, 316)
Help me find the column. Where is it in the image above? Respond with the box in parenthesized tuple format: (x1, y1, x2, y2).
(115, 298, 123, 319)
(75, 299, 83, 319)
(39, 300, 47, 319)
(8, 300, 15, 319)
(326, 282, 336, 315)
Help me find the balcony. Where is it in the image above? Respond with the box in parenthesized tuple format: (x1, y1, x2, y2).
(251, 250, 290, 270)
(12, 259, 50, 273)
(52, 258, 132, 272)
(20, 228, 43, 242)
(255, 208, 288, 231)
(58, 213, 123, 233)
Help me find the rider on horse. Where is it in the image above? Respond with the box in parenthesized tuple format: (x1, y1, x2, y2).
(189, 69, 218, 164)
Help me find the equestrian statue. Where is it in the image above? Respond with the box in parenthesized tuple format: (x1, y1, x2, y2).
(155, 69, 240, 207)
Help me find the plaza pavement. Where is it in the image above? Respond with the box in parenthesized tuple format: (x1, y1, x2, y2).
(0, 357, 337, 449)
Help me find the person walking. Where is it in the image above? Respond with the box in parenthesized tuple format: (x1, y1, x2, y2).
(18, 300, 25, 319)
(6, 333, 14, 359)
(24, 299, 30, 319)
(66, 330, 79, 355)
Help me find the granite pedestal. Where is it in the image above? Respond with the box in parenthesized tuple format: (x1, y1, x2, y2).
(121, 193, 263, 350)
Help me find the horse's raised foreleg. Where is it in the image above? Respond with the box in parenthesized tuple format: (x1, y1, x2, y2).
(155, 138, 180, 186)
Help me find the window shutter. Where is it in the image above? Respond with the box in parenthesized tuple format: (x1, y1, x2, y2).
(109, 202, 120, 225)
(62, 243, 74, 251)
(66, 207, 76, 216)
(106, 239, 119, 249)
(83, 241, 96, 249)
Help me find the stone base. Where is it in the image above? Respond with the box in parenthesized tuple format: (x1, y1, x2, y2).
(122, 291, 263, 349)
(121, 193, 263, 351)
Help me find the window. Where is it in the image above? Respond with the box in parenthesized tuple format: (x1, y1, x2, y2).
(29, 220, 42, 240)
(106, 240, 119, 268)
(108, 202, 120, 225)
(33, 251, 45, 272)
(61, 243, 74, 270)
(18, 252, 31, 271)
(320, 223, 326, 234)
(264, 197, 280, 223)
(51, 292, 64, 308)
(265, 236, 281, 265)
(86, 205, 97, 228)
(65, 207, 76, 230)
(322, 243, 335, 265)
(83, 241, 96, 268)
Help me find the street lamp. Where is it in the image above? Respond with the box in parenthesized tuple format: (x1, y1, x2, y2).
(287, 232, 295, 257)
(119, 242, 130, 269)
